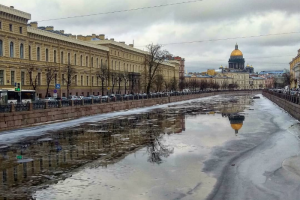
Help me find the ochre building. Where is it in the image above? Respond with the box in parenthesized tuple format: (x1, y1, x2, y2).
(0, 4, 180, 98)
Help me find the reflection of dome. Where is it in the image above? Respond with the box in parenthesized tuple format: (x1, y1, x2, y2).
(228, 115, 245, 135)
(231, 123, 243, 131)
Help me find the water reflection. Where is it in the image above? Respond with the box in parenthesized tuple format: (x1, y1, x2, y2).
(0, 95, 253, 200)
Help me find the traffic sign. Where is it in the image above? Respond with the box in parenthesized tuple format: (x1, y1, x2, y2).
(16, 155, 23, 160)
(55, 84, 61, 89)
(54, 89, 57, 93)
(107, 87, 110, 90)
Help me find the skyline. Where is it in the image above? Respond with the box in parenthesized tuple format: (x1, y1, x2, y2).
(2, 0, 300, 73)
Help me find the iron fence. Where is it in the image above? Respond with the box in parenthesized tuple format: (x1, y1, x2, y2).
(15, 103, 30, 112)
(0, 104, 11, 113)
(61, 100, 70, 107)
(84, 99, 92, 105)
(74, 100, 82, 106)
(33, 101, 45, 110)
(48, 101, 59, 108)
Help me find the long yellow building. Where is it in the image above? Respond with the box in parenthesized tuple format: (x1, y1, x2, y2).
(0, 4, 179, 98)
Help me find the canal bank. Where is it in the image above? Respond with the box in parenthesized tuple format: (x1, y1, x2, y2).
(263, 90, 300, 121)
(0, 90, 261, 132)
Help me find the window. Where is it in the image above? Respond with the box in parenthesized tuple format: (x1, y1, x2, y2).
(61, 51, 64, 63)
(86, 56, 88, 67)
(54, 74, 57, 85)
(28, 45, 31, 60)
(68, 53, 70, 64)
(62, 74, 65, 85)
(80, 55, 83, 66)
(111, 60, 113, 70)
(74, 54, 77, 65)
(9, 24, 13, 32)
(101, 59, 103, 68)
(91, 57, 94, 68)
(20, 44, 24, 59)
(11, 71, 15, 85)
(38, 73, 41, 85)
(37, 47, 40, 61)
(0, 70, 4, 85)
(0, 40, 3, 56)
(19, 27, 22, 34)
(81, 76, 83, 86)
(92, 76, 94, 86)
(54, 50, 57, 62)
(0, 21, 2, 29)
(86, 76, 89, 86)
(115, 61, 117, 70)
(75, 75, 77, 85)
(46, 49, 49, 62)
(97, 58, 98, 68)
(10, 42, 14, 57)
(21, 71, 25, 86)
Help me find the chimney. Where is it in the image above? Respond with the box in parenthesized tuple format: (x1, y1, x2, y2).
(59, 30, 64, 34)
(10, 6, 14, 9)
(129, 44, 134, 47)
(110, 38, 114, 41)
(86, 35, 92, 41)
(99, 34, 105, 40)
(30, 21, 38, 28)
(77, 35, 85, 41)
(45, 26, 54, 31)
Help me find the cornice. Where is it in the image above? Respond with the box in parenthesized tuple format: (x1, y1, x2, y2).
(0, 4, 31, 20)
(27, 27, 109, 52)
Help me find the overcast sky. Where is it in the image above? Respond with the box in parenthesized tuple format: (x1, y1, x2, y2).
(3, 0, 300, 73)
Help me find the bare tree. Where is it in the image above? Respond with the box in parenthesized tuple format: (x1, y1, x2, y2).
(117, 72, 123, 94)
(122, 71, 130, 94)
(96, 64, 109, 96)
(111, 71, 118, 94)
(221, 80, 229, 90)
(213, 82, 220, 90)
(199, 80, 208, 91)
(164, 79, 171, 92)
(144, 44, 171, 94)
(153, 74, 164, 92)
(45, 66, 58, 97)
(170, 77, 178, 91)
(179, 76, 186, 91)
(26, 66, 38, 91)
(63, 65, 77, 97)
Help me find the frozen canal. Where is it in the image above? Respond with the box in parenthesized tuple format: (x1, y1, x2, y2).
(0, 93, 300, 200)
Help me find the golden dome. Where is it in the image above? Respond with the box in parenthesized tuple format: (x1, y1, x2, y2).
(231, 123, 243, 131)
(231, 49, 243, 57)
(250, 65, 253, 68)
(220, 65, 223, 68)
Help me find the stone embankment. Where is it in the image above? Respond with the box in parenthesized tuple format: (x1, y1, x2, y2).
(263, 91, 300, 121)
(0, 91, 261, 132)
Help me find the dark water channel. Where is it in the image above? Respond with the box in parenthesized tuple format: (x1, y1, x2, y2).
(1, 94, 296, 200)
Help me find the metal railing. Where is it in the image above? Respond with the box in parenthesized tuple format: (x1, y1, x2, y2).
(84, 99, 92, 105)
(33, 101, 45, 110)
(0, 105, 11, 113)
(264, 90, 300, 105)
(61, 100, 70, 107)
(73, 100, 82, 106)
(48, 101, 59, 108)
(15, 103, 30, 112)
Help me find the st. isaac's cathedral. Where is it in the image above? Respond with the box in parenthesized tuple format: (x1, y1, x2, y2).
(220, 44, 254, 73)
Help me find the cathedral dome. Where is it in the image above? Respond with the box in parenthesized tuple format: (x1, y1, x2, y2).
(231, 49, 243, 57)
(230, 43, 243, 57)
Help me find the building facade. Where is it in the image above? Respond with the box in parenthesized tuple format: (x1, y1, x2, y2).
(0, 4, 180, 98)
(289, 49, 300, 88)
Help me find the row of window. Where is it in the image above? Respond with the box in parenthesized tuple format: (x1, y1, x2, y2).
(111, 49, 143, 62)
(0, 21, 23, 34)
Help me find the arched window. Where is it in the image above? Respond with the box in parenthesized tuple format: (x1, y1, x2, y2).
(37, 47, 40, 61)
(74, 54, 77, 65)
(28, 45, 31, 60)
(115, 61, 117, 70)
(68, 53, 70, 64)
(10, 42, 14, 58)
(61, 51, 64, 63)
(101, 59, 103, 68)
(54, 50, 57, 62)
(97, 58, 99, 68)
(111, 60, 113, 70)
(91, 57, 94, 67)
(80, 55, 83, 66)
(0, 40, 3, 56)
(86, 56, 88, 67)
(20, 44, 24, 59)
(45, 49, 49, 62)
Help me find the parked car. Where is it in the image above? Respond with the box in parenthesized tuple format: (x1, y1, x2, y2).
(56, 97, 68, 101)
(101, 95, 109, 102)
(44, 97, 56, 102)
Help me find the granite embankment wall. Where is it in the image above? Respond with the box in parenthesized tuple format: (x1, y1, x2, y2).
(263, 91, 300, 121)
(0, 91, 261, 132)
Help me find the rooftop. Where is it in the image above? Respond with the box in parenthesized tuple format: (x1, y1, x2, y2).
(0, 4, 31, 20)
